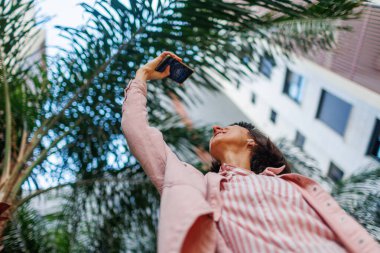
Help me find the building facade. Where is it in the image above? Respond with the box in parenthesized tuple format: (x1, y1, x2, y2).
(180, 3, 380, 180)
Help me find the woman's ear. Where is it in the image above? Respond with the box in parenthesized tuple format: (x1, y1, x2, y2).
(246, 139, 255, 147)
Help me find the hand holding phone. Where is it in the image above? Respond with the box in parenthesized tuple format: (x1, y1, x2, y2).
(135, 51, 192, 84)
(155, 55, 194, 84)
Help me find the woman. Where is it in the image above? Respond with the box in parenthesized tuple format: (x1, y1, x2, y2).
(121, 51, 379, 253)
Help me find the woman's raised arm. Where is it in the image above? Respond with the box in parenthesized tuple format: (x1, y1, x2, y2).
(121, 51, 183, 194)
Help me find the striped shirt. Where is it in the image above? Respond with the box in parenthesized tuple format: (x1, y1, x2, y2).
(217, 163, 347, 253)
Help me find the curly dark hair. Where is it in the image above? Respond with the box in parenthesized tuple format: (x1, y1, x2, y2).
(209, 121, 291, 175)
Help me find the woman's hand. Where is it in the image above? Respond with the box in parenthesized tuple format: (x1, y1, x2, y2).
(135, 51, 183, 82)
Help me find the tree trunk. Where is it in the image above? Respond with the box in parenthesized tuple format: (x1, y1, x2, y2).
(0, 193, 16, 251)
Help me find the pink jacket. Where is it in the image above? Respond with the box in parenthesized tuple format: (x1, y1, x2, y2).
(121, 78, 380, 253)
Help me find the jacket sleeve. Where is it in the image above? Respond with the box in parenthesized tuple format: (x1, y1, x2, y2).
(121, 78, 171, 194)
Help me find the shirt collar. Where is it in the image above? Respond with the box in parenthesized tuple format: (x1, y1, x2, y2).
(218, 162, 253, 177)
(218, 162, 287, 178)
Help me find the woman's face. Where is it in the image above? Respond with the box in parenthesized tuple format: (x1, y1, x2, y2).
(209, 124, 252, 160)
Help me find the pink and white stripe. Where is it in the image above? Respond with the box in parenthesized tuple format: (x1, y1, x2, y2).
(217, 163, 348, 253)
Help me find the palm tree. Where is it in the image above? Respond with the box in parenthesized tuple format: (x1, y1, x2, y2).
(1, 0, 374, 251)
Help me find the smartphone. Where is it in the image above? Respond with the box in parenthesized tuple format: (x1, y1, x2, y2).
(155, 55, 194, 83)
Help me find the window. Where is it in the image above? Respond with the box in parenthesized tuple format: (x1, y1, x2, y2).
(270, 109, 277, 123)
(294, 130, 305, 149)
(367, 119, 380, 161)
(316, 90, 352, 136)
(327, 162, 344, 182)
(251, 92, 256, 104)
(283, 68, 305, 104)
(259, 54, 275, 78)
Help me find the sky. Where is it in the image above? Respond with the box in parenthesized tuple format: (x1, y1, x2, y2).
(37, 0, 96, 55)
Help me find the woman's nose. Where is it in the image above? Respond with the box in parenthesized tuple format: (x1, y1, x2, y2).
(212, 125, 223, 135)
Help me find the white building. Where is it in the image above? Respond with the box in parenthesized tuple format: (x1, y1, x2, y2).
(180, 3, 380, 181)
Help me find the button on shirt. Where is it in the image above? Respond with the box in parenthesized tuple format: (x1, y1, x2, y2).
(217, 163, 347, 253)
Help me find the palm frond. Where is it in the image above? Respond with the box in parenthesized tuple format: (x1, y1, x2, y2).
(331, 165, 380, 241)
(4, 171, 159, 252)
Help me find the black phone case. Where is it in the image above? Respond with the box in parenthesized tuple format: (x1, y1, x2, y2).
(155, 55, 194, 83)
